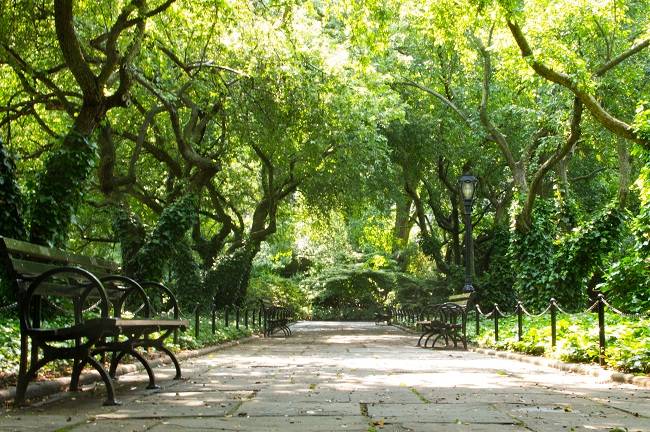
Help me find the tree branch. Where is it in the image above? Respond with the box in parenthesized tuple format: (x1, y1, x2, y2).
(507, 20, 648, 148)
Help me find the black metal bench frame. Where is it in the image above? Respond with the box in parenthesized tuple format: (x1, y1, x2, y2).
(374, 308, 392, 325)
(417, 293, 475, 350)
(259, 299, 293, 337)
(0, 237, 188, 406)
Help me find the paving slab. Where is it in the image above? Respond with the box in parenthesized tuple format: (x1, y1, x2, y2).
(1, 321, 648, 432)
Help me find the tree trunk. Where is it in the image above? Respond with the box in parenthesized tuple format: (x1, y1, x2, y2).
(29, 123, 100, 245)
(617, 139, 632, 208)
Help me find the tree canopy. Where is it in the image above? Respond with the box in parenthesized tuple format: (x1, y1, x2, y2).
(1, 0, 648, 313)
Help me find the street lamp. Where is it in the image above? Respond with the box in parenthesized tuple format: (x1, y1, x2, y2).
(459, 174, 478, 293)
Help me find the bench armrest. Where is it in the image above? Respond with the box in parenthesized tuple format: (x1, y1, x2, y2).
(22, 266, 110, 331)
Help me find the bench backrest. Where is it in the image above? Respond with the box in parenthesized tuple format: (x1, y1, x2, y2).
(0, 236, 119, 295)
(446, 292, 475, 310)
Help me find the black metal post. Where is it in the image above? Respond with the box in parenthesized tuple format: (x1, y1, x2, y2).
(194, 304, 200, 339)
(245, 308, 249, 328)
(550, 298, 557, 347)
(516, 301, 523, 342)
(263, 307, 267, 336)
(236, 307, 240, 329)
(212, 307, 217, 334)
(463, 206, 475, 293)
(225, 306, 230, 327)
(493, 304, 499, 342)
(598, 294, 606, 366)
(475, 305, 480, 336)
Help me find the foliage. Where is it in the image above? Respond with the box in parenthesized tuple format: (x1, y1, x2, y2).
(129, 193, 198, 281)
(508, 199, 558, 310)
(246, 269, 309, 317)
(208, 243, 259, 308)
(169, 239, 205, 310)
(599, 147, 650, 312)
(0, 317, 20, 376)
(0, 0, 649, 331)
(29, 133, 97, 246)
(476, 224, 517, 309)
(0, 138, 26, 240)
(554, 203, 626, 307)
(474, 312, 650, 374)
(303, 260, 433, 320)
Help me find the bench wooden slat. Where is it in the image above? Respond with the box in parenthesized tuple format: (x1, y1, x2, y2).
(10, 257, 112, 281)
(3, 238, 118, 272)
(113, 318, 189, 329)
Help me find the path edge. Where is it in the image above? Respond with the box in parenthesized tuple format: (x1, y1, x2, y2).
(471, 347, 650, 388)
(0, 335, 260, 405)
(391, 323, 649, 389)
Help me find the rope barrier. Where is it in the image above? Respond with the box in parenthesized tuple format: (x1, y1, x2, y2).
(584, 300, 599, 313)
(475, 305, 494, 318)
(552, 301, 571, 315)
(600, 297, 650, 318)
(494, 305, 509, 317)
(519, 303, 552, 318)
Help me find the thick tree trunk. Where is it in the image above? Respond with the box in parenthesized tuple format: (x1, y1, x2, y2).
(29, 123, 100, 245)
(392, 193, 412, 251)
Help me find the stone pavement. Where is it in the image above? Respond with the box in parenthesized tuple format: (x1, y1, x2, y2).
(1, 321, 648, 432)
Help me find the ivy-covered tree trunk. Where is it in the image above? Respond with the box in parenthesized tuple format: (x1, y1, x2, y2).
(169, 239, 204, 311)
(29, 132, 97, 246)
(116, 193, 199, 281)
(0, 138, 26, 240)
(207, 241, 260, 308)
(508, 200, 558, 310)
(112, 208, 147, 276)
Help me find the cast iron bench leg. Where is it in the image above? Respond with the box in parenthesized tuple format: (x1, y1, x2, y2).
(158, 345, 183, 380)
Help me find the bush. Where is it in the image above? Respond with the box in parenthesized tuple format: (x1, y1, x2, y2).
(246, 268, 309, 317)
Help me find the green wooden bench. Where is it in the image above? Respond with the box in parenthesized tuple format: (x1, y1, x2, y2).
(416, 292, 475, 350)
(0, 237, 188, 406)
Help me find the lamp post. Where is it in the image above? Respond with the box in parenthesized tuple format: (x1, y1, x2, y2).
(459, 174, 478, 293)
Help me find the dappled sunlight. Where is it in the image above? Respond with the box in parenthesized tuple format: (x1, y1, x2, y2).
(2, 321, 647, 432)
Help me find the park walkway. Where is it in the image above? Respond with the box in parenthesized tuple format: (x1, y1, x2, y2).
(1, 321, 648, 431)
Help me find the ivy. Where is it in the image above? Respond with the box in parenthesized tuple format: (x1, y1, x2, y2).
(112, 209, 146, 276)
(169, 239, 204, 310)
(0, 138, 26, 240)
(599, 147, 650, 312)
(128, 193, 199, 281)
(29, 132, 97, 246)
(207, 242, 259, 308)
(509, 199, 558, 310)
(554, 203, 625, 308)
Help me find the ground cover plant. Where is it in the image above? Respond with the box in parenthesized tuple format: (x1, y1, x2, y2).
(472, 312, 650, 374)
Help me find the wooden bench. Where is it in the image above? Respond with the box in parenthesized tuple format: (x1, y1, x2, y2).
(416, 292, 475, 350)
(0, 237, 188, 406)
(259, 299, 294, 337)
